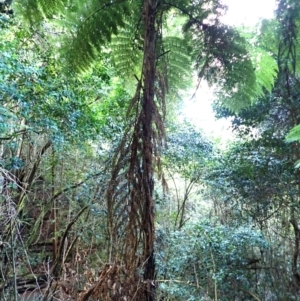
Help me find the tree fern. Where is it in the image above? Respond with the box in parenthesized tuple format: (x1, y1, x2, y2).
(15, 0, 261, 110)
(110, 10, 192, 99)
(13, 1, 270, 300)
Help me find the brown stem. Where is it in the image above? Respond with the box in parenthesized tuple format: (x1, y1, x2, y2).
(290, 211, 300, 289)
(178, 180, 195, 229)
(141, 1, 157, 300)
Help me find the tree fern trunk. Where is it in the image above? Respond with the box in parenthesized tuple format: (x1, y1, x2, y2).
(141, 0, 157, 300)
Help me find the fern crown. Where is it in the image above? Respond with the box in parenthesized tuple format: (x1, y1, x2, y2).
(15, 0, 277, 111)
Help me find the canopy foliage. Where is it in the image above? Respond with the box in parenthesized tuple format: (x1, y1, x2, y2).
(1, 0, 300, 301)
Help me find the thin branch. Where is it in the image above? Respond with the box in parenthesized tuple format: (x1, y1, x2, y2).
(51, 205, 89, 276)
(52, 170, 104, 201)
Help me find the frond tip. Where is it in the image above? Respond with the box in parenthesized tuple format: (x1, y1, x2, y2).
(14, 0, 65, 23)
(286, 124, 300, 142)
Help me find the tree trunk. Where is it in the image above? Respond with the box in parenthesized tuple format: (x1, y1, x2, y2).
(141, 0, 157, 300)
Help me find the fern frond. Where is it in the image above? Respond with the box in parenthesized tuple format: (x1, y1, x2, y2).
(185, 23, 258, 112)
(235, 23, 278, 108)
(286, 124, 300, 142)
(214, 57, 258, 112)
(62, 1, 131, 72)
(157, 36, 192, 93)
(14, 0, 65, 24)
(111, 10, 192, 96)
(111, 14, 144, 84)
(252, 49, 278, 95)
(15, 0, 132, 73)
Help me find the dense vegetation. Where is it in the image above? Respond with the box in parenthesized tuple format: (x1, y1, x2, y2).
(1, 0, 300, 300)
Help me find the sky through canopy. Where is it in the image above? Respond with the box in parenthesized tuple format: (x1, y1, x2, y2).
(182, 0, 278, 142)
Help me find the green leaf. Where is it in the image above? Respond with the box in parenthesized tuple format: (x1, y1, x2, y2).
(294, 159, 300, 169)
(286, 124, 300, 142)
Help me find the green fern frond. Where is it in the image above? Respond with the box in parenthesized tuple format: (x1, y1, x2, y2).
(186, 23, 258, 112)
(111, 9, 192, 95)
(14, 0, 65, 24)
(111, 16, 144, 83)
(157, 36, 192, 92)
(15, 0, 132, 73)
(215, 59, 258, 112)
(286, 124, 300, 142)
(164, 0, 226, 24)
(241, 27, 278, 98)
(252, 49, 278, 96)
(62, 1, 131, 72)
